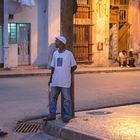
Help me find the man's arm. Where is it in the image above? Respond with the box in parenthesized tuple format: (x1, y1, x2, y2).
(48, 67, 54, 85)
(71, 65, 77, 73)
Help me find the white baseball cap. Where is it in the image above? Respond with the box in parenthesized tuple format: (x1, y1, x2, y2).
(56, 36, 67, 45)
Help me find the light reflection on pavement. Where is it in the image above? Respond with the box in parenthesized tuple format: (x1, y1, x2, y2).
(110, 116, 140, 139)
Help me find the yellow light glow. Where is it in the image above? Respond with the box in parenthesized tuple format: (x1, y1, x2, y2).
(111, 117, 140, 139)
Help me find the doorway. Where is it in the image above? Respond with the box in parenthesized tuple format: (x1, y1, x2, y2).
(17, 24, 30, 65)
(73, 0, 92, 63)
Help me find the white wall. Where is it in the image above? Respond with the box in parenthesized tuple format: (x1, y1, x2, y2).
(8, 0, 61, 67)
(35, 0, 61, 66)
(9, 0, 38, 65)
(37, 0, 48, 66)
(8, 44, 18, 67)
(48, 0, 61, 45)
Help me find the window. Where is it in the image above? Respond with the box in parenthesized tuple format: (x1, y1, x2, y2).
(0, 24, 3, 46)
(120, 10, 127, 21)
(120, 0, 129, 5)
(110, 0, 119, 5)
(77, 0, 88, 4)
(8, 23, 17, 44)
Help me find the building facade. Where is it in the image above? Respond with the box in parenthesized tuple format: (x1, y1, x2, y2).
(0, 0, 140, 68)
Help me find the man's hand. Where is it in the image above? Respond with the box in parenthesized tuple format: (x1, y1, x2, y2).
(71, 65, 77, 73)
(48, 80, 51, 86)
(48, 67, 54, 86)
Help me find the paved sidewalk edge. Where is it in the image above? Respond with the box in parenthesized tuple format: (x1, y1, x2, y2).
(0, 73, 48, 78)
(0, 68, 140, 78)
(75, 68, 140, 74)
(44, 121, 103, 140)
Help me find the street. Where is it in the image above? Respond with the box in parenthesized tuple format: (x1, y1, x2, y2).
(0, 71, 140, 139)
(75, 71, 140, 110)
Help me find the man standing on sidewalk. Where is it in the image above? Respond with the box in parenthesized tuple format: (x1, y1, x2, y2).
(45, 35, 77, 123)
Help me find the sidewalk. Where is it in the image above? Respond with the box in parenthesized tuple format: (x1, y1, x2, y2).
(0, 65, 140, 77)
(44, 104, 140, 140)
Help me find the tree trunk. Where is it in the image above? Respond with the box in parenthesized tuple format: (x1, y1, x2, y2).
(61, 0, 75, 117)
(61, 0, 73, 50)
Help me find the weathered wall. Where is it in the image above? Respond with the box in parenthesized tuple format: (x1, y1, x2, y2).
(129, 0, 140, 52)
(109, 24, 119, 61)
(92, 0, 110, 66)
(48, 0, 60, 45)
(37, 0, 48, 66)
(37, 0, 61, 67)
(8, 44, 18, 67)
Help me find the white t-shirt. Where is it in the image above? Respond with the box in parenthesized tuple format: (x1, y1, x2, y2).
(51, 50, 77, 88)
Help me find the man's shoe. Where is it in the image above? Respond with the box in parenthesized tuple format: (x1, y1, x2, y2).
(63, 118, 71, 123)
(43, 116, 56, 122)
(0, 131, 8, 137)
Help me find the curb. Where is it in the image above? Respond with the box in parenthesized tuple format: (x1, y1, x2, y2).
(44, 121, 103, 140)
(75, 68, 140, 74)
(0, 67, 140, 78)
(0, 73, 48, 78)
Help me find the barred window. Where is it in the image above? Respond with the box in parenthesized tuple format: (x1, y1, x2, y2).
(110, 0, 119, 5)
(8, 23, 17, 44)
(120, 0, 129, 5)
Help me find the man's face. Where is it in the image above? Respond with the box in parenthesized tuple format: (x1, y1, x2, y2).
(55, 39, 64, 49)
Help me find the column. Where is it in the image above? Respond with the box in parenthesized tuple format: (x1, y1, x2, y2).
(3, 0, 9, 69)
(48, 0, 60, 45)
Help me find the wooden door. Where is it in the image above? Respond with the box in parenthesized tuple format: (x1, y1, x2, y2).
(73, 0, 92, 63)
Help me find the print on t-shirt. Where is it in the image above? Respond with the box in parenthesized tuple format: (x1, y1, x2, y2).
(57, 58, 63, 67)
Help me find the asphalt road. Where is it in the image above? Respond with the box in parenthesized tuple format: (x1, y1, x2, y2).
(0, 71, 140, 139)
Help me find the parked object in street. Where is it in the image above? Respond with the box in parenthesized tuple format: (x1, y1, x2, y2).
(0, 129, 8, 137)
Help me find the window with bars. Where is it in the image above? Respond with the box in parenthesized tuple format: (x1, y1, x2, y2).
(8, 23, 17, 44)
(75, 0, 90, 19)
(8, 23, 30, 44)
(120, 0, 129, 5)
(110, 0, 119, 5)
(110, 0, 129, 6)
(120, 10, 126, 21)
